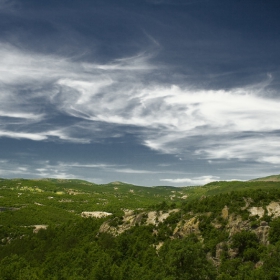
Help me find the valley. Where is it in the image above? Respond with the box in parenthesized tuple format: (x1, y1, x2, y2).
(1, 177, 280, 279)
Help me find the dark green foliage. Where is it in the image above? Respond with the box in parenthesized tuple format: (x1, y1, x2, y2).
(231, 231, 259, 255)
(0, 220, 214, 279)
(199, 215, 228, 256)
(1, 177, 280, 279)
(159, 235, 217, 279)
(261, 242, 280, 279)
(269, 217, 280, 244)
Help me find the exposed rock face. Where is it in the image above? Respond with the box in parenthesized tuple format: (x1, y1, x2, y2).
(212, 242, 238, 264)
(33, 225, 48, 233)
(222, 206, 229, 220)
(227, 215, 251, 237)
(146, 210, 179, 225)
(146, 211, 158, 225)
(216, 242, 227, 259)
(98, 200, 280, 265)
(228, 248, 239, 259)
(158, 211, 173, 223)
(122, 209, 143, 226)
(155, 242, 164, 251)
(266, 202, 280, 218)
(255, 261, 264, 269)
(99, 222, 116, 235)
(248, 207, 265, 218)
(81, 211, 112, 218)
(253, 222, 270, 245)
(99, 209, 178, 236)
(241, 197, 253, 210)
(173, 217, 200, 238)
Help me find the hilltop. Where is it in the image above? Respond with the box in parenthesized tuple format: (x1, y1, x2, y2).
(249, 174, 280, 182)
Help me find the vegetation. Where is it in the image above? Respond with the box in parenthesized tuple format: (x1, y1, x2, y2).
(0, 176, 280, 279)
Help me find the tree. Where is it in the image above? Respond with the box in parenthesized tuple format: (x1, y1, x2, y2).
(159, 235, 216, 279)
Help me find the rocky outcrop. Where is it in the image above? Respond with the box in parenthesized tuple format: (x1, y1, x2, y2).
(253, 221, 270, 245)
(98, 200, 279, 264)
(228, 248, 239, 258)
(248, 207, 265, 218)
(222, 206, 229, 219)
(81, 211, 112, 218)
(155, 242, 164, 251)
(99, 209, 179, 236)
(266, 202, 280, 218)
(33, 225, 48, 233)
(173, 217, 200, 238)
(241, 197, 253, 210)
(215, 242, 227, 259)
(227, 215, 251, 237)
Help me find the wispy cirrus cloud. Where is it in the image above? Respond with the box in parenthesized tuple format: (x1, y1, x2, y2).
(56, 162, 180, 175)
(0, 41, 280, 168)
(0, 159, 108, 182)
(113, 168, 162, 174)
(0, 128, 90, 142)
(0, 111, 43, 119)
(0, 131, 47, 141)
(195, 135, 280, 163)
(0, 157, 189, 184)
(0, 43, 155, 143)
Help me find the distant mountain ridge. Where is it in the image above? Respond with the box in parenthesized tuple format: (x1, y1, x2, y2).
(2, 174, 280, 185)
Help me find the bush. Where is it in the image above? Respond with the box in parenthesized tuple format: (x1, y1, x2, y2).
(269, 217, 280, 244)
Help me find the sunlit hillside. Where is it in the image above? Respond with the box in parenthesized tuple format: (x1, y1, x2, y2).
(1, 176, 280, 279)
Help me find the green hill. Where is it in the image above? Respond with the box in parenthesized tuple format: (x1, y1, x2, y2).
(249, 174, 280, 182)
(1, 176, 280, 279)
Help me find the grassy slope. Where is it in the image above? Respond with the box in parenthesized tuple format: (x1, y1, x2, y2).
(0, 178, 188, 229)
(250, 174, 280, 182)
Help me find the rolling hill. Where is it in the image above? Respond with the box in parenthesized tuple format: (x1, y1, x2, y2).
(1, 176, 280, 279)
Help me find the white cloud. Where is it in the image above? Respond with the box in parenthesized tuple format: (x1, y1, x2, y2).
(0, 42, 280, 166)
(161, 175, 220, 185)
(57, 162, 116, 169)
(258, 156, 280, 165)
(44, 129, 91, 143)
(0, 129, 91, 142)
(0, 111, 43, 119)
(0, 131, 47, 141)
(0, 43, 156, 143)
(0, 160, 94, 180)
(196, 136, 280, 162)
(113, 168, 160, 174)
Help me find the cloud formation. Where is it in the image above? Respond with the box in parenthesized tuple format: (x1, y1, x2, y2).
(0, 42, 280, 169)
(160, 175, 220, 185)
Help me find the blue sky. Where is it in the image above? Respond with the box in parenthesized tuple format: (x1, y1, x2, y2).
(0, 0, 280, 186)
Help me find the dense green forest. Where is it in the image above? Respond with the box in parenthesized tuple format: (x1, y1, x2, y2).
(1, 177, 280, 279)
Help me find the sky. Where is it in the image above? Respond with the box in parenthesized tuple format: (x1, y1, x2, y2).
(0, 0, 280, 186)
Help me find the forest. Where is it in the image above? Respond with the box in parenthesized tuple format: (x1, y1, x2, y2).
(0, 177, 280, 279)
